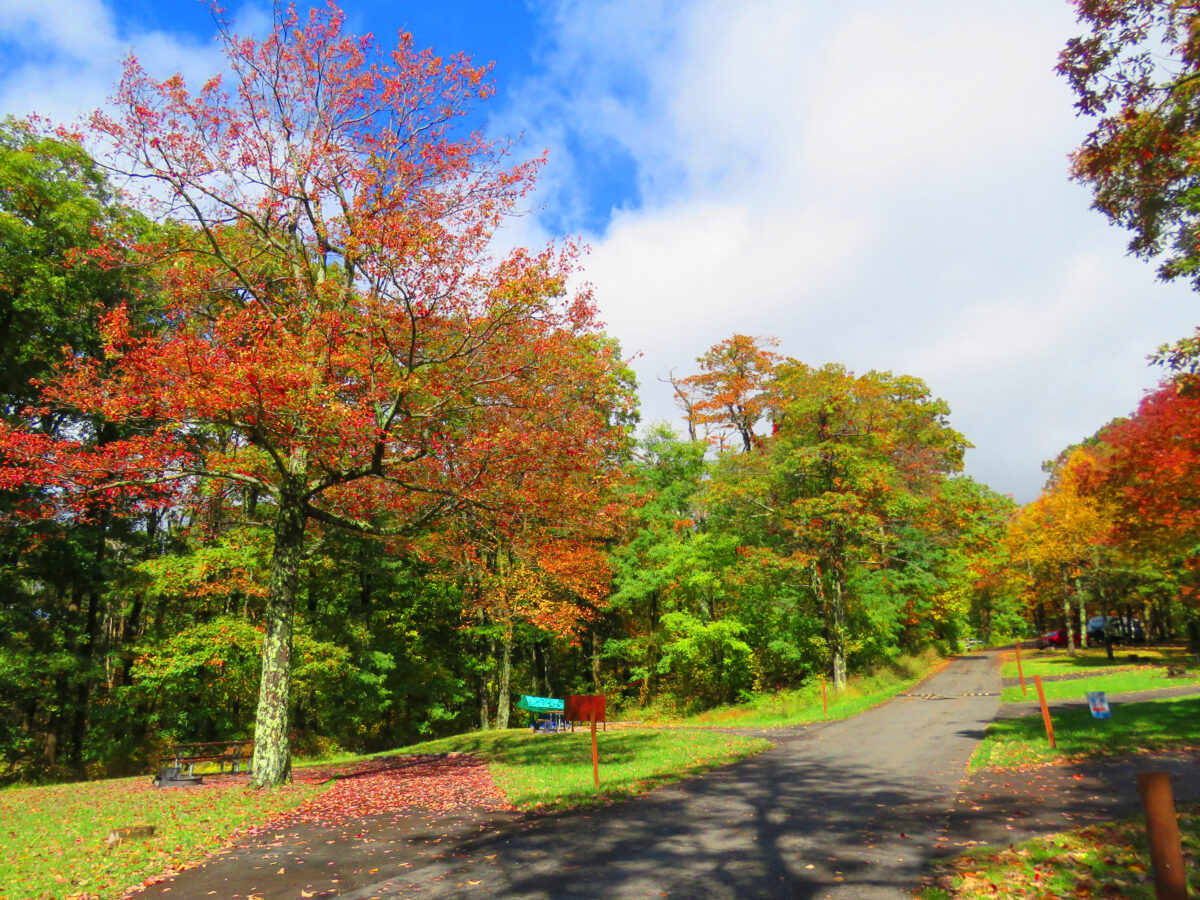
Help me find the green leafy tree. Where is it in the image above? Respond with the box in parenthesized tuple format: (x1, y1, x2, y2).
(609, 427, 748, 710)
(0, 119, 160, 779)
(0, 117, 154, 417)
(709, 362, 967, 688)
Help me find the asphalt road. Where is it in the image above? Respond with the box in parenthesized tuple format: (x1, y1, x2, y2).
(143, 652, 1200, 899)
(352, 652, 1004, 899)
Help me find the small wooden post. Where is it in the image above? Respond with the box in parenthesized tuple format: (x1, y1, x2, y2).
(1138, 771, 1190, 900)
(1015, 640, 1028, 697)
(821, 676, 828, 716)
(590, 711, 600, 789)
(1033, 675, 1056, 749)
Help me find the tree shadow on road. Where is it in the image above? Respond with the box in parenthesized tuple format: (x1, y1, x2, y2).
(388, 744, 985, 899)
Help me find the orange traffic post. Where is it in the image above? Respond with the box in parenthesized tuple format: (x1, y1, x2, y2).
(1015, 640, 1028, 697)
(590, 711, 600, 789)
(1033, 675, 1056, 749)
(1138, 771, 1190, 900)
(821, 676, 828, 716)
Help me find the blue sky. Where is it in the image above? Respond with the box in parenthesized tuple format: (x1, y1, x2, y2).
(1, 0, 1197, 501)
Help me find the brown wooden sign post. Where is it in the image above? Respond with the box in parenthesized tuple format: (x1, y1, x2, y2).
(564, 694, 606, 731)
(565, 695, 606, 790)
(821, 677, 828, 716)
(1033, 675, 1056, 749)
(1014, 640, 1028, 697)
(1138, 771, 1190, 900)
(590, 713, 600, 789)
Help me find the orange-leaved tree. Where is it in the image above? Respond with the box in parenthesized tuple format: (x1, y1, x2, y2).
(1004, 448, 1112, 655)
(679, 334, 781, 452)
(0, 5, 633, 786)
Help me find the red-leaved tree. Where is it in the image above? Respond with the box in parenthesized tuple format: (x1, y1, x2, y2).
(1090, 382, 1200, 557)
(0, 5, 633, 786)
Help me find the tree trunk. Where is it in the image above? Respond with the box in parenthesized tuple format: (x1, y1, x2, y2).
(118, 593, 144, 687)
(69, 582, 102, 774)
(496, 628, 512, 729)
(830, 574, 847, 690)
(68, 512, 107, 774)
(1075, 578, 1087, 650)
(813, 563, 847, 690)
(532, 640, 547, 696)
(591, 630, 601, 694)
(477, 669, 490, 731)
(44, 678, 67, 767)
(250, 489, 306, 788)
(1062, 575, 1075, 657)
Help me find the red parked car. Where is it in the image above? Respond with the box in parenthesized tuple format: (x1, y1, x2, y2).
(1036, 628, 1080, 649)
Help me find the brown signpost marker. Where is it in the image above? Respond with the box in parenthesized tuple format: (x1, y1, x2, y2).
(1033, 675, 1056, 749)
(590, 712, 600, 789)
(1138, 771, 1190, 900)
(566, 695, 606, 789)
(564, 694, 606, 731)
(1015, 640, 1028, 697)
(821, 677, 828, 716)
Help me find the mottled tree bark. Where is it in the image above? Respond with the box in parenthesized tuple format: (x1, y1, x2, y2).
(813, 564, 847, 690)
(250, 488, 305, 788)
(830, 575, 848, 690)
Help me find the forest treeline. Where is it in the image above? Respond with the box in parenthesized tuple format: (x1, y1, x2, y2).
(4, 1, 1200, 786)
(0, 115, 1009, 784)
(2, 112, 1199, 785)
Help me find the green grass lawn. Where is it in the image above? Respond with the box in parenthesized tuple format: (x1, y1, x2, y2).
(1000, 666, 1200, 702)
(1000, 645, 1195, 679)
(381, 727, 771, 810)
(0, 775, 326, 900)
(971, 694, 1200, 770)
(919, 803, 1199, 899)
(638, 650, 946, 729)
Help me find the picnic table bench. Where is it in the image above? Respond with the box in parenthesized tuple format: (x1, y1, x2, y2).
(168, 740, 254, 776)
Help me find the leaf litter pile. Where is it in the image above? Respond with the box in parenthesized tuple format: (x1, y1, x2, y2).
(920, 803, 1198, 899)
(135, 755, 515, 892)
(264, 753, 514, 828)
(127, 754, 518, 899)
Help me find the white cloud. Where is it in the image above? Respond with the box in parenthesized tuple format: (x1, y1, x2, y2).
(0, 0, 119, 59)
(500, 0, 1199, 501)
(0, 0, 263, 124)
(801, 10, 1061, 188)
(4, 0, 1195, 503)
(585, 198, 866, 360)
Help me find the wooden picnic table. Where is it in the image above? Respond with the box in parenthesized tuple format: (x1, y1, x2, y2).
(168, 740, 254, 775)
